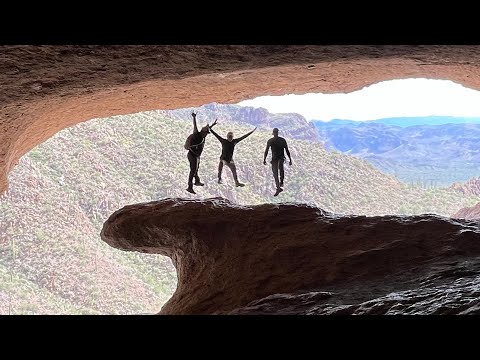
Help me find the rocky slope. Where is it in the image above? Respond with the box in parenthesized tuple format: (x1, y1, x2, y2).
(450, 178, 480, 220)
(450, 177, 480, 196)
(102, 198, 480, 315)
(163, 103, 320, 142)
(0, 155, 176, 314)
(452, 202, 480, 220)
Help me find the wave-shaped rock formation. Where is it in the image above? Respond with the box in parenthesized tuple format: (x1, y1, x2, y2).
(101, 198, 480, 315)
(3, 45, 480, 193)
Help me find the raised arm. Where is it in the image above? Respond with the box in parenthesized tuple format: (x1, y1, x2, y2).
(263, 139, 271, 165)
(209, 119, 218, 129)
(236, 127, 257, 143)
(284, 140, 292, 165)
(192, 112, 199, 133)
(209, 127, 224, 142)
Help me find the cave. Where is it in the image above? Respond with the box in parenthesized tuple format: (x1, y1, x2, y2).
(2, 45, 480, 314)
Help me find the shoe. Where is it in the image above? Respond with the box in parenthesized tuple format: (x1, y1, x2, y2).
(273, 188, 283, 197)
(218, 178, 223, 184)
(235, 182, 245, 187)
(186, 187, 196, 194)
(194, 181, 204, 186)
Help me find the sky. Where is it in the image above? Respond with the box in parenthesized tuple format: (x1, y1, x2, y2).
(237, 78, 480, 122)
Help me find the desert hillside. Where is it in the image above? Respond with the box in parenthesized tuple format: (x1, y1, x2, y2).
(1, 110, 479, 314)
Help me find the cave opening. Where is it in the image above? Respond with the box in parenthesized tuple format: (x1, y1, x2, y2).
(2, 77, 480, 314)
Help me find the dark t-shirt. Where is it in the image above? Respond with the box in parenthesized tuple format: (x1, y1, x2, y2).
(219, 138, 239, 162)
(210, 128, 247, 162)
(267, 136, 288, 160)
(189, 131, 206, 157)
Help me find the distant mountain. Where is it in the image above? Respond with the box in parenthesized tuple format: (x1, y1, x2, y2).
(452, 202, 480, 219)
(164, 107, 480, 186)
(450, 177, 480, 196)
(313, 116, 480, 128)
(162, 103, 320, 143)
(313, 121, 480, 186)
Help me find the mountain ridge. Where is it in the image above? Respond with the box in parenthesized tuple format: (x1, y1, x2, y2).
(313, 115, 480, 127)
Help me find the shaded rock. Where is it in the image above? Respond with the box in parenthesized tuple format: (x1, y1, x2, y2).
(101, 197, 480, 314)
(231, 260, 480, 314)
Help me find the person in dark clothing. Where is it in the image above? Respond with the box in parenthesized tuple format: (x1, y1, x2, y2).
(263, 128, 292, 196)
(210, 126, 256, 186)
(185, 112, 217, 194)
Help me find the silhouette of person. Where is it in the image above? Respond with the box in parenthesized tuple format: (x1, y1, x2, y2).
(263, 128, 292, 196)
(185, 112, 217, 194)
(210, 125, 256, 187)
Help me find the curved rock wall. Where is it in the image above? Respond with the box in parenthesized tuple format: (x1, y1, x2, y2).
(2, 45, 480, 192)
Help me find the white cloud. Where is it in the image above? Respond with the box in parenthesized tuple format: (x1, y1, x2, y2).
(237, 78, 480, 121)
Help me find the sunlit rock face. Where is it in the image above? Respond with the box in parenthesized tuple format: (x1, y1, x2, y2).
(450, 178, 480, 197)
(101, 198, 480, 314)
(452, 202, 480, 220)
(3, 45, 480, 193)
